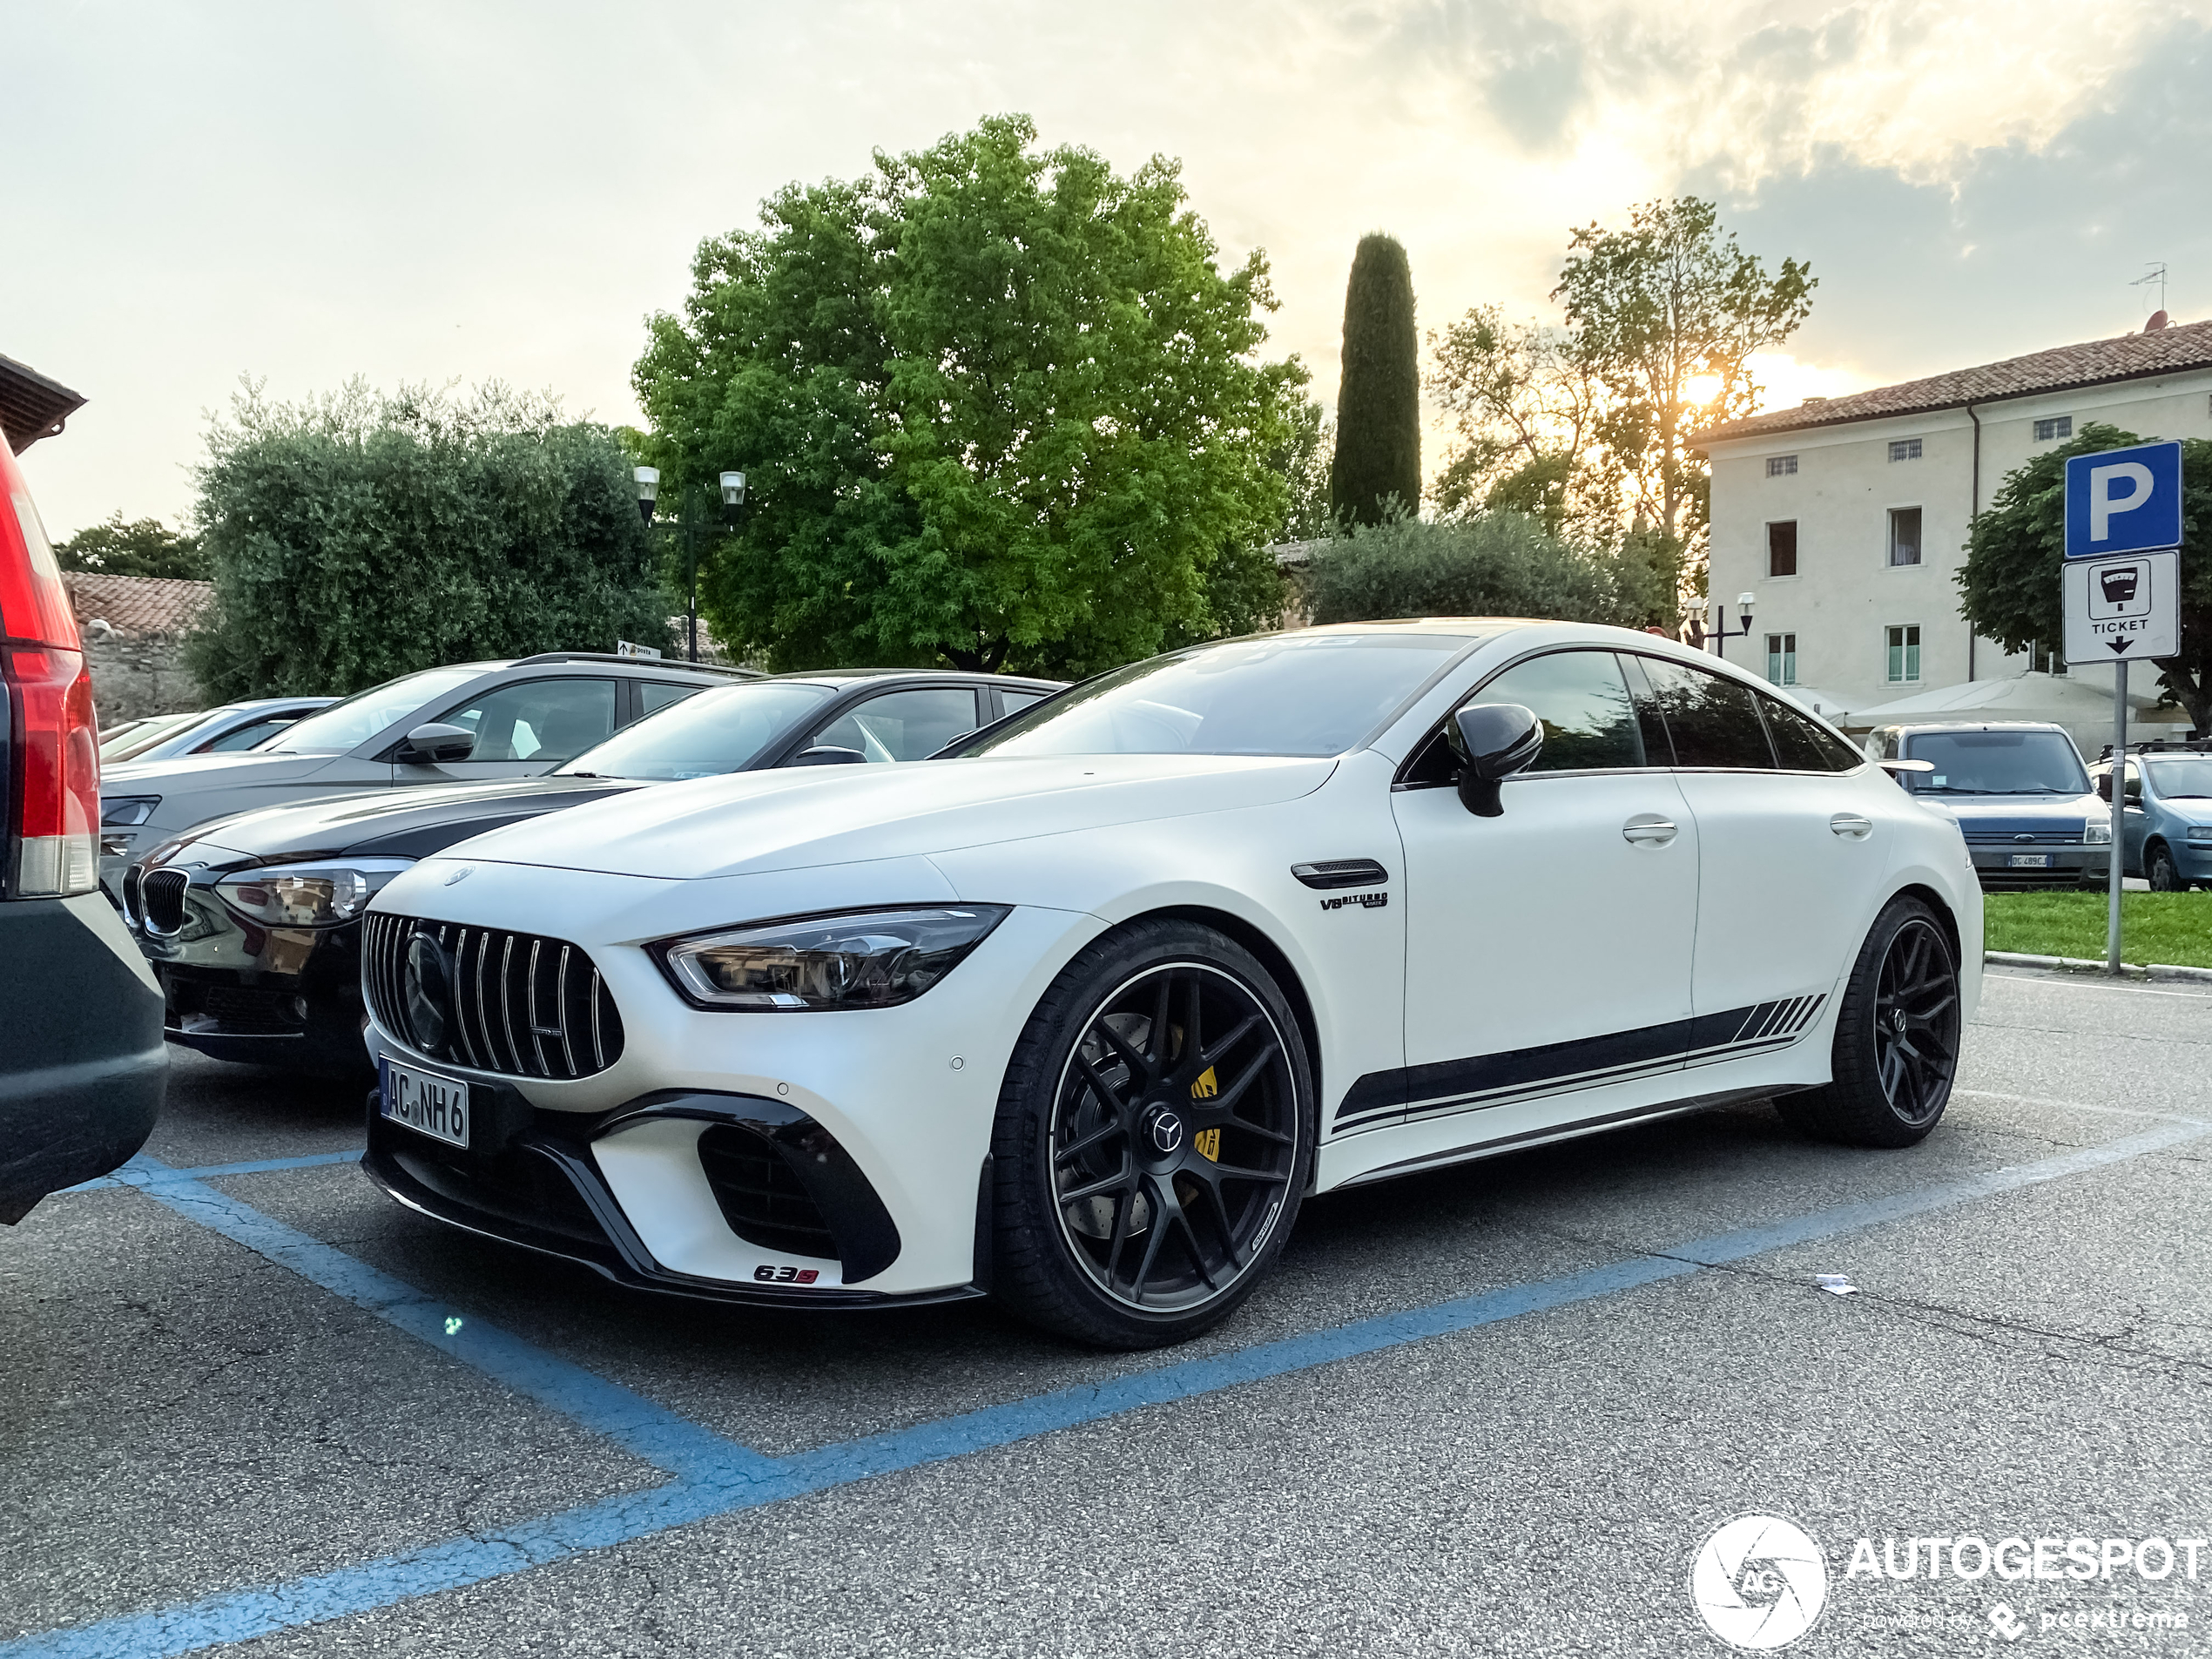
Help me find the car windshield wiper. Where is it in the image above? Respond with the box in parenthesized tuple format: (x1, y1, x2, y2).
(1919, 786, 1997, 794)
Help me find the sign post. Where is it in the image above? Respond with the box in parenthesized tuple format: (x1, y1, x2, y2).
(2063, 440, 2185, 974)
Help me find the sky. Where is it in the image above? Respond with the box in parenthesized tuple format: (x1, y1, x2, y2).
(8, 0, 2210, 539)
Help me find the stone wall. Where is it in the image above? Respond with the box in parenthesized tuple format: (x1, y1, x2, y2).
(83, 631, 205, 725)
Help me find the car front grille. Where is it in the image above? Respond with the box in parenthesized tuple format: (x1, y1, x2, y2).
(139, 868, 189, 936)
(363, 912, 624, 1080)
(696, 1123, 840, 1260)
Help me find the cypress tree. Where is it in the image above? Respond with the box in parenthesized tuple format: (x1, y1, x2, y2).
(1329, 233, 1420, 526)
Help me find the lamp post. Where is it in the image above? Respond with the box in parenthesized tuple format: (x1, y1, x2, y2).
(1707, 591, 1757, 664)
(635, 466, 748, 664)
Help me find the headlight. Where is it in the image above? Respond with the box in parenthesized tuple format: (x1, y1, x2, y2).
(214, 860, 413, 927)
(655, 905, 1011, 1010)
(102, 795, 160, 826)
(2083, 819, 2113, 846)
(2189, 826, 2212, 844)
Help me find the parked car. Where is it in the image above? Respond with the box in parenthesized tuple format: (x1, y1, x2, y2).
(124, 670, 1060, 1076)
(98, 708, 206, 763)
(0, 438, 165, 1221)
(99, 696, 338, 770)
(360, 622, 1979, 1348)
(98, 653, 756, 894)
(2089, 741, 2212, 891)
(1863, 721, 2109, 890)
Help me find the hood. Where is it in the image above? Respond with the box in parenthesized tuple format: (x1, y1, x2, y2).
(102, 749, 347, 792)
(1936, 792, 2099, 836)
(158, 776, 644, 867)
(445, 753, 1338, 880)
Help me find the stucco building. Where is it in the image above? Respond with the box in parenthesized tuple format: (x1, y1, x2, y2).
(1695, 317, 2212, 725)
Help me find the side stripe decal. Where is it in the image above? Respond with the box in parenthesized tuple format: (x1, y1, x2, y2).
(1334, 994, 1827, 1131)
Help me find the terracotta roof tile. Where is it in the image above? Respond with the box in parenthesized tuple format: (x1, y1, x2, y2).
(63, 573, 213, 638)
(1693, 318, 2212, 448)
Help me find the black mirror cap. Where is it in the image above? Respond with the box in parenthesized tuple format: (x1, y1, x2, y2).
(399, 722, 476, 765)
(787, 745, 867, 767)
(2095, 774, 2112, 801)
(1447, 703, 1543, 817)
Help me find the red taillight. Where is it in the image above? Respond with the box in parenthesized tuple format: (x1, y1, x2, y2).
(6, 646, 101, 897)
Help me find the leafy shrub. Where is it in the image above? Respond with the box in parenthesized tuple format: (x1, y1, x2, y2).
(1304, 511, 1668, 629)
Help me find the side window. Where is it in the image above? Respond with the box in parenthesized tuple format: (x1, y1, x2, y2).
(1757, 691, 1862, 772)
(1468, 650, 1645, 772)
(198, 718, 293, 754)
(1635, 657, 1776, 771)
(433, 678, 617, 762)
(806, 687, 982, 763)
(639, 681, 704, 718)
(998, 690, 1051, 718)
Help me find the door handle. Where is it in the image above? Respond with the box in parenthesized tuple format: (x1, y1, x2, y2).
(1831, 812, 1873, 840)
(1622, 813, 1677, 846)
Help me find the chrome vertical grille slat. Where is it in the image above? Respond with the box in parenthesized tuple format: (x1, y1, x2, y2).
(361, 914, 624, 1081)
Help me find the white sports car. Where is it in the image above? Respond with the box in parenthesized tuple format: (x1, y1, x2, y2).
(361, 621, 1980, 1348)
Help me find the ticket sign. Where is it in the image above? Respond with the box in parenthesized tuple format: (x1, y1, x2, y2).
(2064, 440, 2183, 558)
(2064, 549, 2179, 664)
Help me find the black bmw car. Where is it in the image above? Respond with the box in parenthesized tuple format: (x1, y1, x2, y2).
(121, 669, 1060, 1076)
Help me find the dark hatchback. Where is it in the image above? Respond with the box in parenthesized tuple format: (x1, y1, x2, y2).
(1865, 721, 2110, 890)
(122, 669, 1060, 1076)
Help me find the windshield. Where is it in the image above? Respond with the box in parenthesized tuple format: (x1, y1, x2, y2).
(2143, 755, 2212, 799)
(264, 666, 489, 753)
(557, 680, 834, 779)
(959, 631, 1478, 759)
(1901, 730, 2089, 795)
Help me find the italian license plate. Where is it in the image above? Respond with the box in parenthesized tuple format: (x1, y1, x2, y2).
(381, 1059, 470, 1149)
(2007, 854, 2052, 869)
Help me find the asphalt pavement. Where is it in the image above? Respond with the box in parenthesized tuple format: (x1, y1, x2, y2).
(4, 967, 2208, 1657)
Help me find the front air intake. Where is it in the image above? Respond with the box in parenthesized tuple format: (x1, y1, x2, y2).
(363, 912, 624, 1080)
(138, 868, 189, 936)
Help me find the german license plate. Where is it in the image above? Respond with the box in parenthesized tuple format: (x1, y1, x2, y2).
(2007, 854, 2052, 869)
(381, 1059, 470, 1149)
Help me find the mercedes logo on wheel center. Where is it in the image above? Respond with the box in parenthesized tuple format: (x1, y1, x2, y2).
(1144, 1106, 1186, 1155)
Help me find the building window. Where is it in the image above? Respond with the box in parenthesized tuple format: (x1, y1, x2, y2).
(1886, 624, 1922, 684)
(1766, 520, 1798, 578)
(1888, 506, 1922, 567)
(1888, 438, 1923, 462)
(2033, 415, 2073, 442)
(1766, 633, 1797, 686)
(1766, 455, 1798, 477)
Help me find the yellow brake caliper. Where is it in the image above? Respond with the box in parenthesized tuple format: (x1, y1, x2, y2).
(1190, 1066, 1220, 1161)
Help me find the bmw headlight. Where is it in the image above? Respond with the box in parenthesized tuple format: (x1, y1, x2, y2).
(215, 860, 414, 927)
(655, 905, 1011, 1010)
(102, 795, 160, 827)
(2083, 819, 2113, 846)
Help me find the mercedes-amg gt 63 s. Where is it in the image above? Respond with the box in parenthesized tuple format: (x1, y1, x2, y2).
(359, 622, 1980, 1348)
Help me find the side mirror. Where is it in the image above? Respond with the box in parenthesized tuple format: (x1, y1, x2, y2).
(786, 745, 867, 767)
(398, 723, 475, 765)
(2095, 775, 2112, 801)
(1446, 703, 1542, 818)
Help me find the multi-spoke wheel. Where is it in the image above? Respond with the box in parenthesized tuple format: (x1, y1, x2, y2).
(1779, 896, 1961, 1148)
(991, 920, 1314, 1348)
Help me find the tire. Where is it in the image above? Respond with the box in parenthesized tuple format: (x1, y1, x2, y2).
(1777, 895, 1961, 1149)
(988, 918, 1315, 1349)
(2147, 842, 2185, 893)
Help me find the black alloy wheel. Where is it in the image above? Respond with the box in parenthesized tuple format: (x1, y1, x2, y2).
(2147, 842, 2185, 893)
(1778, 895, 1961, 1148)
(991, 920, 1313, 1348)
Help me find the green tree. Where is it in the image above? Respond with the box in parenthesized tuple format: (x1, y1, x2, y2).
(634, 114, 1301, 676)
(1329, 234, 1420, 527)
(1959, 423, 2212, 732)
(1553, 197, 1815, 556)
(1264, 394, 1335, 542)
(53, 514, 206, 579)
(1426, 304, 1608, 537)
(185, 381, 671, 699)
(1304, 510, 1667, 629)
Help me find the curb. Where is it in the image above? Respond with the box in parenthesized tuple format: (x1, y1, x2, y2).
(1985, 950, 2212, 984)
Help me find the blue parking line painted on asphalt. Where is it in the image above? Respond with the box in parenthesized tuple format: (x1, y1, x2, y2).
(62, 1150, 363, 1193)
(119, 1158, 779, 1487)
(9, 1118, 2201, 1659)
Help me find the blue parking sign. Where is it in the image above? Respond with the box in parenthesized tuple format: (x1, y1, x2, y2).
(2064, 440, 2183, 558)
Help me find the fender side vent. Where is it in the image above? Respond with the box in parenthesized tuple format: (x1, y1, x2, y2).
(1291, 859, 1390, 890)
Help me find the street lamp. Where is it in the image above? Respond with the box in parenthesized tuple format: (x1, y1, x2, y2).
(1708, 591, 1757, 662)
(634, 467, 749, 665)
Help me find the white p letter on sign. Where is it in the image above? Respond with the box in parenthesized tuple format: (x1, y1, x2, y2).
(2089, 462, 2155, 541)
